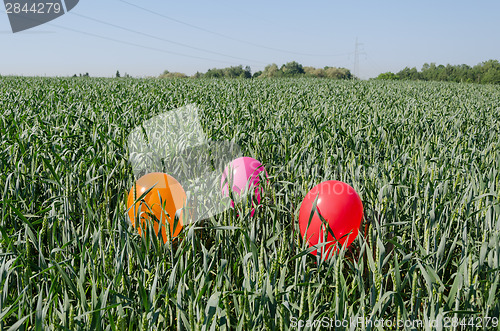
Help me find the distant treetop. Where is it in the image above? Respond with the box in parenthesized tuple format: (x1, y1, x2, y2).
(376, 59, 500, 84)
(159, 62, 353, 80)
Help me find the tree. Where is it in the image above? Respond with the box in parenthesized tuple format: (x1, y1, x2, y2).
(260, 63, 280, 78)
(281, 61, 304, 76)
(116, 70, 121, 78)
(185, 62, 351, 80)
(239, 72, 251, 79)
(253, 71, 262, 78)
(421, 63, 437, 81)
(382, 60, 499, 84)
(480, 60, 500, 84)
(376, 72, 399, 80)
(243, 66, 252, 79)
(482, 70, 500, 84)
(192, 71, 204, 78)
(205, 68, 225, 78)
(397, 67, 419, 80)
(304, 66, 326, 78)
(478, 60, 500, 84)
(324, 67, 351, 79)
(159, 70, 188, 78)
(222, 65, 251, 78)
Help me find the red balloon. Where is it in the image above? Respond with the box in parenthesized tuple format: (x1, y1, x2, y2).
(298, 180, 363, 256)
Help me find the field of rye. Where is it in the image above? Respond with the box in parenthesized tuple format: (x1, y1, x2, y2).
(0, 77, 499, 330)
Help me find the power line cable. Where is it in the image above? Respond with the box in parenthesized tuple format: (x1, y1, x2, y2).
(116, 0, 352, 58)
(58, 26, 239, 64)
(0, 9, 245, 65)
(70, 12, 267, 65)
(52, 23, 242, 64)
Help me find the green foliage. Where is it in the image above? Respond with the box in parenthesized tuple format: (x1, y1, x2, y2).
(196, 65, 252, 79)
(192, 71, 203, 79)
(158, 62, 351, 80)
(323, 67, 352, 79)
(376, 72, 400, 80)
(262, 63, 351, 79)
(396, 59, 500, 84)
(397, 67, 420, 80)
(260, 63, 281, 78)
(280, 61, 305, 76)
(304, 66, 325, 78)
(73, 72, 90, 78)
(203, 68, 224, 78)
(252, 70, 263, 78)
(1, 77, 500, 329)
(159, 70, 188, 79)
(480, 60, 500, 84)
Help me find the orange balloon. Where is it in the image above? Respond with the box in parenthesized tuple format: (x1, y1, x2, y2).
(127, 172, 186, 242)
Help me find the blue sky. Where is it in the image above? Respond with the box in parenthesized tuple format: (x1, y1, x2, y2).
(2, 0, 499, 78)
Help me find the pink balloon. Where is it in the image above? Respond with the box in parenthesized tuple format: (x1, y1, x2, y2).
(221, 157, 266, 216)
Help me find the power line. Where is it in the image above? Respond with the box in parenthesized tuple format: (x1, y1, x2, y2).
(365, 56, 385, 78)
(70, 12, 267, 65)
(353, 37, 366, 78)
(52, 23, 240, 64)
(116, 0, 352, 58)
(0, 9, 246, 65)
(52, 23, 245, 65)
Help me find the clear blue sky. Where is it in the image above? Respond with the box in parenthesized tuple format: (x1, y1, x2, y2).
(2, 0, 499, 79)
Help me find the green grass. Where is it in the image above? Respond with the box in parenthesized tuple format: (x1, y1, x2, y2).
(1, 77, 499, 330)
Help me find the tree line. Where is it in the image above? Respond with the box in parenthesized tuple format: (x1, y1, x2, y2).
(159, 61, 352, 79)
(377, 59, 500, 84)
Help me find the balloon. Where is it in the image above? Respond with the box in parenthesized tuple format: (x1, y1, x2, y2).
(127, 172, 186, 242)
(221, 157, 266, 216)
(299, 180, 363, 256)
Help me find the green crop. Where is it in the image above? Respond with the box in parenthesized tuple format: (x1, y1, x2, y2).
(0, 76, 499, 330)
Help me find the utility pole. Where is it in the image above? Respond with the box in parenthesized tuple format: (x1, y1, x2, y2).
(354, 37, 359, 78)
(353, 37, 366, 78)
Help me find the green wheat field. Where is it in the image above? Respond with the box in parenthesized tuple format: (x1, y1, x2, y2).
(1, 77, 499, 330)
